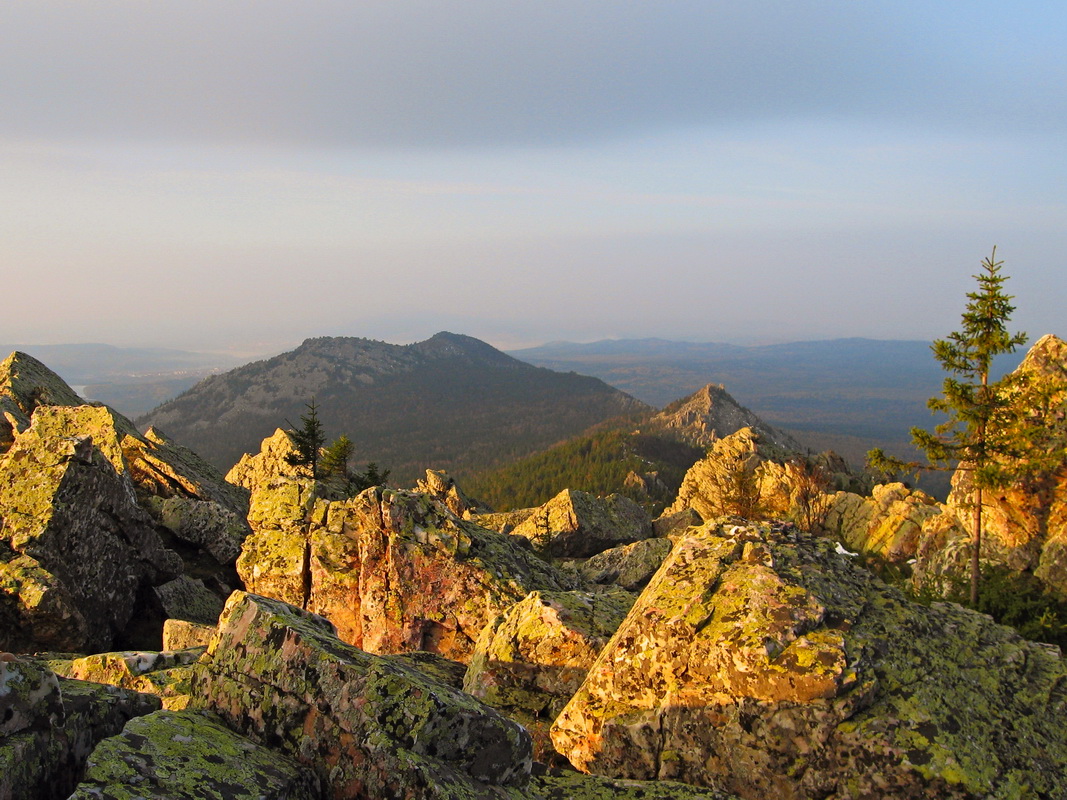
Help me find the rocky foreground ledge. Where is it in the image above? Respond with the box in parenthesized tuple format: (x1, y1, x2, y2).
(5, 522, 1067, 799)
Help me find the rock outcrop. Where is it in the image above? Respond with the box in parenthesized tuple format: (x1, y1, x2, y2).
(562, 537, 674, 591)
(0, 352, 250, 645)
(823, 483, 943, 562)
(667, 427, 857, 528)
(0, 429, 181, 652)
(233, 434, 571, 662)
(551, 520, 1067, 799)
(190, 590, 534, 798)
(508, 488, 654, 558)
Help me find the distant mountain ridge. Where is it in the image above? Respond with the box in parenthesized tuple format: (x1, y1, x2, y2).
(138, 332, 649, 483)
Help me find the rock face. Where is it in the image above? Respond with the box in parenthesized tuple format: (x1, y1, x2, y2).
(190, 590, 534, 798)
(509, 489, 654, 558)
(551, 521, 1067, 799)
(667, 427, 856, 528)
(238, 481, 570, 663)
(418, 468, 483, 516)
(823, 483, 944, 563)
(0, 656, 161, 800)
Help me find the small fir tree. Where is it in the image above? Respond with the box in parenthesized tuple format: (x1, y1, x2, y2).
(285, 398, 326, 479)
(869, 248, 1027, 606)
(320, 434, 355, 480)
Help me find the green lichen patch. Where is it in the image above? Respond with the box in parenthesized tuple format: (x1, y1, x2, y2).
(69, 709, 320, 800)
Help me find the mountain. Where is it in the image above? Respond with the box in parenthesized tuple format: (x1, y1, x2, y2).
(467, 382, 804, 513)
(138, 332, 649, 483)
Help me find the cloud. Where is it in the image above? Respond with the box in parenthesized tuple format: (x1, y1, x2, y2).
(3, 1, 1064, 148)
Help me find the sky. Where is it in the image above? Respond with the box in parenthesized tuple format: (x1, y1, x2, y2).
(3, 1, 1065, 355)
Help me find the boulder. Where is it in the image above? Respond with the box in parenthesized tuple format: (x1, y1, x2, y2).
(667, 427, 796, 520)
(652, 507, 702, 537)
(563, 537, 674, 591)
(24, 405, 251, 569)
(0, 657, 160, 800)
(68, 709, 321, 800)
(509, 489, 654, 558)
(551, 521, 1067, 799)
(464, 588, 634, 760)
(0, 430, 181, 652)
(190, 590, 534, 798)
(823, 483, 943, 562)
(0, 351, 84, 422)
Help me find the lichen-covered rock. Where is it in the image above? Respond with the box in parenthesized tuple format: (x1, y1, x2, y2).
(563, 538, 673, 591)
(666, 427, 797, 519)
(191, 590, 534, 799)
(49, 648, 204, 711)
(162, 618, 215, 651)
(509, 489, 654, 558)
(0, 656, 64, 737)
(0, 353, 249, 649)
(667, 428, 857, 526)
(24, 406, 251, 568)
(467, 507, 536, 534)
(823, 483, 943, 562)
(0, 430, 181, 652)
(69, 709, 321, 800)
(225, 427, 303, 495)
(0, 668, 160, 800)
(387, 650, 469, 691)
(464, 589, 633, 760)
(237, 470, 571, 662)
(0, 351, 85, 422)
(551, 521, 1067, 799)
(530, 771, 740, 799)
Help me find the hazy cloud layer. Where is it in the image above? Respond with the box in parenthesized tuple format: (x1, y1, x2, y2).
(3, 2, 1065, 353)
(4, 2, 1064, 147)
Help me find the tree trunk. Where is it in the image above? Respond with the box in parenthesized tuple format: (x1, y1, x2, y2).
(971, 484, 982, 607)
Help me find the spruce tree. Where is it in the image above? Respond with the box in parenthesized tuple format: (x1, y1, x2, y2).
(285, 398, 326, 479)
(869, 248, 1027, 605)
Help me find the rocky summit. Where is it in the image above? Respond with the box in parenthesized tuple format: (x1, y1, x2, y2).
(5, 343, 1067, 799)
